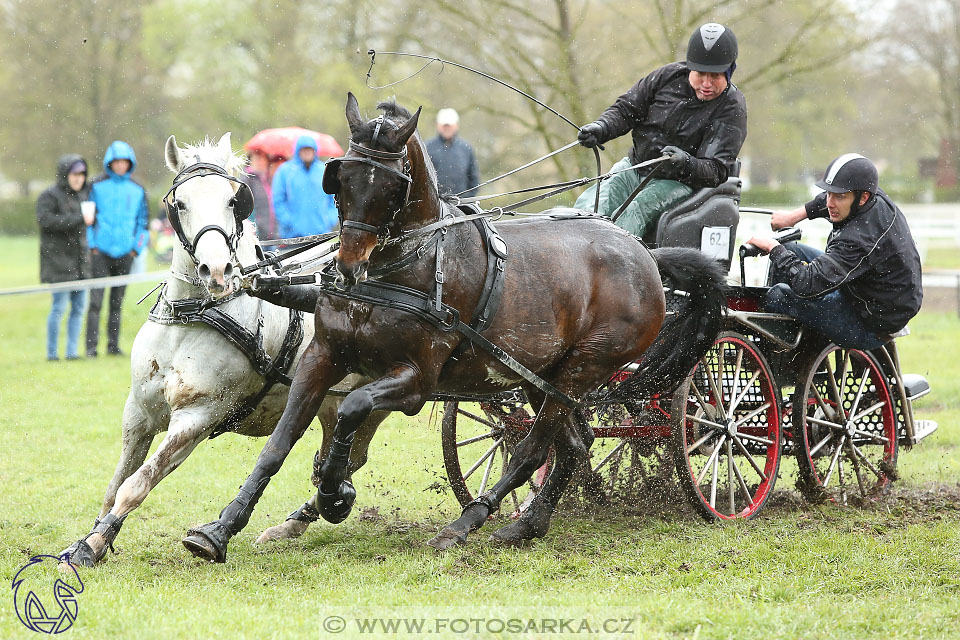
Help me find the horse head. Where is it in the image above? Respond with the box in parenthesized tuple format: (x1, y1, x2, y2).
(163, 133, 255, 298)
(331, 92, 425, 285)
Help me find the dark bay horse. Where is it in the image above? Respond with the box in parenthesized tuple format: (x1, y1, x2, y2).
(182, 93, 726, 561)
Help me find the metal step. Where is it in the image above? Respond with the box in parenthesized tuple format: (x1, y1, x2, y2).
(910, 419, 938, 445)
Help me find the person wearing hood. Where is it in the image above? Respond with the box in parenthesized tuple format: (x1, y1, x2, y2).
(746, 154, 923, 349)
(86, 140, 149, 357)
(36, 155, 93, 361)
(271, 135, 338, 239)
(574, 22, 746, 239)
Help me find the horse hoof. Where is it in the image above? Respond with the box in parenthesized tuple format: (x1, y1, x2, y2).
(256, 519, 309, 544)
(182, 522, 230, 563)
(59, 539, 103, 568)
(317, 481, 356, 525)
(426, 528, 468, 551)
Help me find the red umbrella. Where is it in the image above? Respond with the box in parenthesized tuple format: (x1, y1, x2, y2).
(244, 127, 344, 160)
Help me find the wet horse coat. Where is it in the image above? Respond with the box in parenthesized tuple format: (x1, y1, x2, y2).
(182, 95, 726, 561)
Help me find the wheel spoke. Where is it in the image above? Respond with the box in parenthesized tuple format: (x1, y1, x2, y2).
(730, 369, 762, 417)
(702, 357, 727, 416)
(822, 435, 846, 487)
(686, 428, 722, 455)
(848, 366, 870, 419)
(737, 432, 774, 446)
(731, 450, 753, 505)
(811, 384, 835, 420)
(852, 427, 890, 444)
(806, 415, 846, 430)
(709, 439, 721, 508)
(592, 439, 627, 473)
(850, 442, 884, 479)
(477, 444, 497, 494)
(733, 401, 772, 428)
(727, 348, 744, 418)
(456, 430, 499, 447)
(732, 435, 767, 481)
(462, 437, 504, 480)
(809, 432, 835, 457)
(850, 400, 887, 423)
(824, 352, 847, 420)
(690, 380, 710, 411)
(687, 414, 727, 431)
(845, 438, 868, 497)
(456, 409, 500, 431)
(727, 439, 736, 515)
(696, 435, 726, 485)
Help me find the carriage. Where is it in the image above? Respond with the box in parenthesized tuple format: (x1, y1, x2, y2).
(436, 178, 937, 522)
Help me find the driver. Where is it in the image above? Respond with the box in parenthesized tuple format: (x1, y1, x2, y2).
(575, 22, 747, 239)
(746, 154, 923, 349)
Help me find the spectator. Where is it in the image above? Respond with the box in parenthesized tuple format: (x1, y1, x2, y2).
(86, 140, 149, 357)
(37, 154, 92, 361)
(242, 149, 278, 242)
(272, 135, 338, 239)
(426, 108, 480, 198)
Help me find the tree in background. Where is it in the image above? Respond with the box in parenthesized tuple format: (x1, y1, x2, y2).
(0, 0, 166, 188)
(888, 0, 960, 188)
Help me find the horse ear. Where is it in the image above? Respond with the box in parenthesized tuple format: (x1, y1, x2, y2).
(345, 92, 363, 134)
(215, 132, 233, 166)
(165, 135, 183, 172)
(394, 106, 421, 146)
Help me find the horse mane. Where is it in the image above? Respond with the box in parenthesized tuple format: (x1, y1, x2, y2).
(179, 137, 247, 179)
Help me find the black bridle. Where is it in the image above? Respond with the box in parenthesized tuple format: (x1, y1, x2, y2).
(323, 117, 413, 244)
(161, 162, 254, 265)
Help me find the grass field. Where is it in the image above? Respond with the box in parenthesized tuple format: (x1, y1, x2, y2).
(1, 235, 958, 639)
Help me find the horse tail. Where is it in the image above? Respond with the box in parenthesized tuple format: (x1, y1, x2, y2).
(626, 247, 728, 396)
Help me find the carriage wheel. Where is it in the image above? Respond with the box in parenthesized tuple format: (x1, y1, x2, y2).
(441, 401, 550, 513)
(794, 345, 897, 504)
(672, 332, 782, 521)
(574, 390, 675, 508)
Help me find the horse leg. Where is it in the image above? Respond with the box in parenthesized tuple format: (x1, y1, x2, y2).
(313, 368, 424, 525)
(255, 400, 388, 544)
(427, 398, 569, 550)
(59, 396, 156, 566)
(182, 340, 342, 563)
(490, 413, 591, 545)
(62, 406, 214, 568)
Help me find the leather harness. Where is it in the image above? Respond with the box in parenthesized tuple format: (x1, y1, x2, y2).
(148, 288, 305, 438)
(317, 205, 577, 408)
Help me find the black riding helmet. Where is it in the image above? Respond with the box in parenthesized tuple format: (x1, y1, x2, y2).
(815, 153, 879, 219)
(686, 23, 738, 73)
(815, 153, 879, 194)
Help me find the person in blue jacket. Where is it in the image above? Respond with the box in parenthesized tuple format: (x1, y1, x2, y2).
(271, 135, 338, 239)
(86, 140, 149, 357)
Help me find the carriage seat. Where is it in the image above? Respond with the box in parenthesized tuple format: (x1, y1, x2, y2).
(644, 175, 742, 268)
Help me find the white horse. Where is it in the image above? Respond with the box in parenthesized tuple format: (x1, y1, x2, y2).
(61, 134, 385, 567)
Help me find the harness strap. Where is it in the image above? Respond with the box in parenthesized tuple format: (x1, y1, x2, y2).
(198, 307, 297, 386)
(449, 217, 507, 361)
(317, 269, 578, 409)
(208, 307, 304, 439)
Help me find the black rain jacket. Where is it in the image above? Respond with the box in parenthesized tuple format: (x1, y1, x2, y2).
(36, 154, 91, 283)
(593, 62, 747, 189)
(769, 189, 923, 334)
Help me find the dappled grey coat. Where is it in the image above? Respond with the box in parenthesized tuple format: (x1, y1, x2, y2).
(36, 154, 91, 283)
